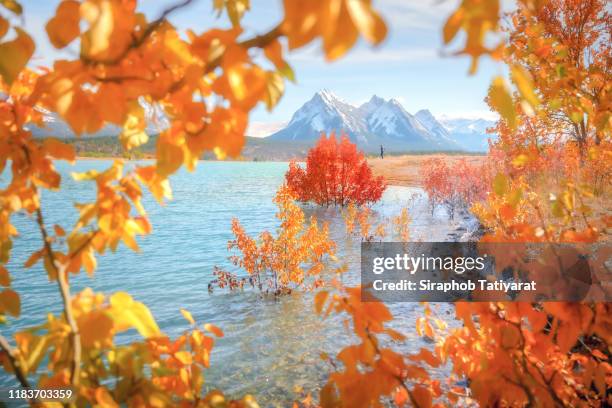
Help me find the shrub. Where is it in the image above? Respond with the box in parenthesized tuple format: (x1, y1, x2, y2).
(221, 185, 336, 295)
(421, 158, 490, 219)
(285, 133, 386, 206)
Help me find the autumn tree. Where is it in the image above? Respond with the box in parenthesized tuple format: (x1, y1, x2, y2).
(319, 0, 611, 406)
(286, 133, 387, 207)
(220, 185, 337, 295)
(421, 158, 490, 219)
(0, 0, 388, 405)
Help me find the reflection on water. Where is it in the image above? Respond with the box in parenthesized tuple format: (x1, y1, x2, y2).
(2, 161, 471, 406)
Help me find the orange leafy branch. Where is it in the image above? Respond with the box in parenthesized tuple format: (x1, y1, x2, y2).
(221, 185, 337, 295)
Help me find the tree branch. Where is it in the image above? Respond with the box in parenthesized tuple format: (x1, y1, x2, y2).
(34, 208, 81, 387)
(0, 335, 38, 406)
(81, 0, 196, 66)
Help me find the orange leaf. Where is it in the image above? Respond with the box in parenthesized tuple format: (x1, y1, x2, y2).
(315, 290, 329, 314)
(0, 265, 10, 287)
(0, 27, 34, 85)
(204, 323, 224, 338)
(0, 289, 20, 317)
(412, 385, 432, 408)
(43, 138, 76, 162)
(45, 0, 80, 49)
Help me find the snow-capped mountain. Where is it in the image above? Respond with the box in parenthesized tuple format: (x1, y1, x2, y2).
(27, 88, 497, 153)
(268, 89, 369, 144)
(438, 116, 497, 151)
(268, 90, 465, 152)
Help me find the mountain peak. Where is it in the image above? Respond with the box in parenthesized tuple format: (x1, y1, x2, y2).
(268, 91, 490, 152)
(415, 109, 434, 119)
(368, 95, 386, 106)
(315, 88, 342, 105)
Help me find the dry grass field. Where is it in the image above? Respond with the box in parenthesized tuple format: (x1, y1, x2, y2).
(367, 154, 488, 187)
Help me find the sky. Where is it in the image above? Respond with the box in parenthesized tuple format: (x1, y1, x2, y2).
(19, 0, 505, 136)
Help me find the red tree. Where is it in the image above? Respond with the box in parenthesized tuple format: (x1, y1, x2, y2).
(421, 158, 490, 219)
(286, 133, 386, 206)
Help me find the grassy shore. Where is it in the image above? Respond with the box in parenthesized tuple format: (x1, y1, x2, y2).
(367, 155, 488, 187)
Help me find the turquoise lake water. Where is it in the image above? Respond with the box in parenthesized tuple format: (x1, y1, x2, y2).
(1, 160, 468, 405)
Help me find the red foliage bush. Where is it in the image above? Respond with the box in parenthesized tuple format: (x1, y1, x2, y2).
(421, 158, 491, 219)
(285, 132, 386, 206)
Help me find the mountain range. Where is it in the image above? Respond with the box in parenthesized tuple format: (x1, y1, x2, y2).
(29, 89, 496, 154)
(267, 90, 495, 152)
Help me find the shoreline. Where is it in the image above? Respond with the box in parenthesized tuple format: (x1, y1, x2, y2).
(74, 154, 488, 189)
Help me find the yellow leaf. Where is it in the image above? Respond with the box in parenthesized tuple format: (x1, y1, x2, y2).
(323, 2, 358, 61)
(180, 308, 195, 325)
(80, 0, 114, 58)
(0, 27, 34, 85)
(120, 102, 148, 150)
(511, 64, 539, 108)
(72, 169, 100, 181)
(0, 289, 20, 317)
(264, 71, 284, 111)
(493, 173, 508, 197)
(489, 76, 517, 129)
(110, 292, 161, 338)
(174, 351, 192, 365)
(82, 249, 97, 276)
(0, 0, 22, 15)
(345, 0, 387, 45)
(45, 0, 80, 49)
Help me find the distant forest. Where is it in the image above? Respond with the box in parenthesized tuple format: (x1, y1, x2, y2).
(59, 135, 482, 161)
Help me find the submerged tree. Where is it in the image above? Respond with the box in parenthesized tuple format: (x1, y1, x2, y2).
(224, 185, 337, 295)
(286, 133, 387, 207)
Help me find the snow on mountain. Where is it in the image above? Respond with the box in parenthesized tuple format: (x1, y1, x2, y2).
(269, 89, 369, 144)
(268, 91, 464, 152)
(27, 88, 497, 153)
(415, 109, 451, 140)
(438, 116, 497, 151)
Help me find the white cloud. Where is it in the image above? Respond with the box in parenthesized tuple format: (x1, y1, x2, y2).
(246, 121, 287, 138)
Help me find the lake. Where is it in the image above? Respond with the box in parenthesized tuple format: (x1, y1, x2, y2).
(2, 160, 473, 405)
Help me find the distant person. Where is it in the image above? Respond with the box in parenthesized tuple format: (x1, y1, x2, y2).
(380, 145, 384, 159)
